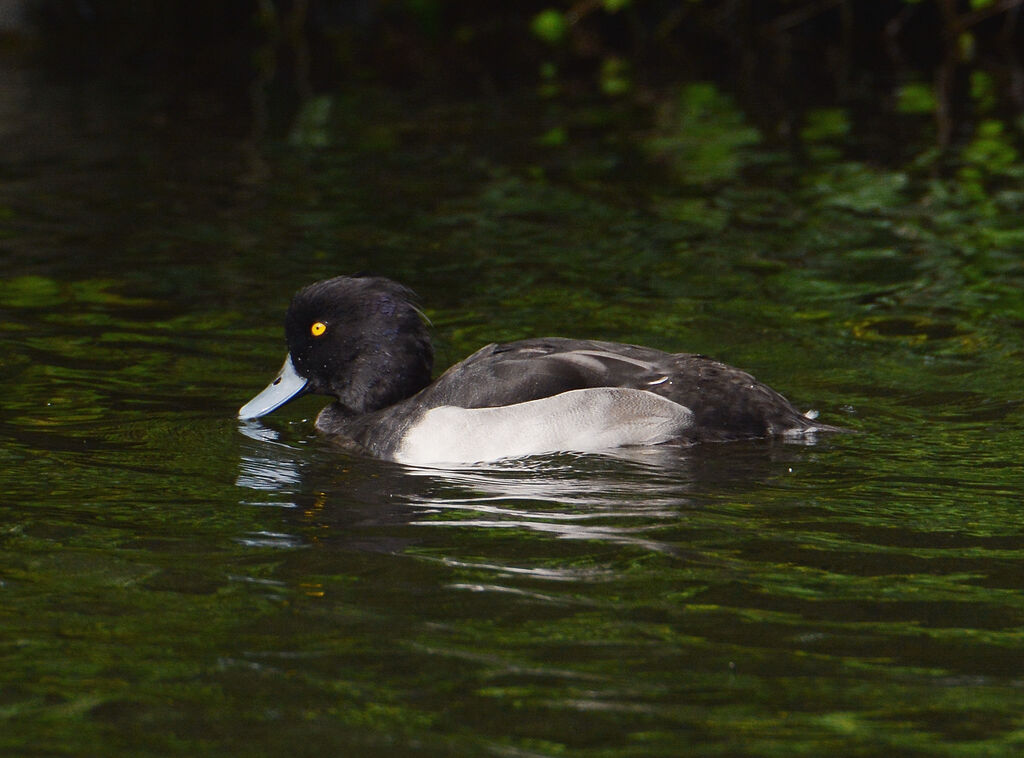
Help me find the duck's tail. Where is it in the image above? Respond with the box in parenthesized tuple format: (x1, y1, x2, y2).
(784, 408, 851, 437)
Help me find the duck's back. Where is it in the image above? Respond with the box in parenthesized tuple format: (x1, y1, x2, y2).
(415, 338, 820, 440)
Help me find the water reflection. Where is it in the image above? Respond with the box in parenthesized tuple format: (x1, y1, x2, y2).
(236, 420, 303, 494)
(234, 417, 835, 559)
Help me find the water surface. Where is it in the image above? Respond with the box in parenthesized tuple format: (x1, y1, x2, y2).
(3, 60, 1024, 757)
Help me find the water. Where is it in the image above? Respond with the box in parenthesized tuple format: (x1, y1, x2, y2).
(3, 60, 1024, 757)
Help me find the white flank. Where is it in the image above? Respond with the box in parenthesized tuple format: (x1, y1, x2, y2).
(394, 388, 693, 466)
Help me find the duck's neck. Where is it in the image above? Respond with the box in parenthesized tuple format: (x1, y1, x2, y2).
(333, 334, 433, 415)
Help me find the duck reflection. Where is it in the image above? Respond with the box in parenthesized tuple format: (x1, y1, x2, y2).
(235, 418, 836, 558)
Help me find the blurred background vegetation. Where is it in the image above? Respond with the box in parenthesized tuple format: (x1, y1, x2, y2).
(12, 0, 1023, 160)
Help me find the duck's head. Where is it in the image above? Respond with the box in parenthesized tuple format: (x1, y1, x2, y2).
(239, 275, 433, 420)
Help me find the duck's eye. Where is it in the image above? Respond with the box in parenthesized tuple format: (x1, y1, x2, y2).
(311, 321, 327, 337)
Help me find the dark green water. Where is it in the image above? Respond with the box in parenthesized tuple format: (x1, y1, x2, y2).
(3, 63, 1024, 757)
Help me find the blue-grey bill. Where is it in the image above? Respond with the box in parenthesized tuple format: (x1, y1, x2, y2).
(238, 354, 309, 420)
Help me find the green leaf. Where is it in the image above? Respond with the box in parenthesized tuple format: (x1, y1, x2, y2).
(896, 82, 936, 115)
(531, 9, 567, 45)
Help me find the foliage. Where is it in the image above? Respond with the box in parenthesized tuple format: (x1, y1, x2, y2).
(27, 0, 1024, 153)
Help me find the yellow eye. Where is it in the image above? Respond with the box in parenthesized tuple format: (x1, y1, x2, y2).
(311, 321, 327, 337)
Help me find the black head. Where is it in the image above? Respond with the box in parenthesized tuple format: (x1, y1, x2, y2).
(284, 275, 433, 414)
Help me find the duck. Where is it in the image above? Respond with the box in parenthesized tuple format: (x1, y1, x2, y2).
(239, 275, 841, 465)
